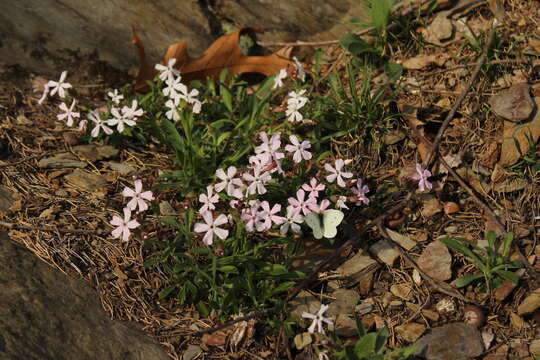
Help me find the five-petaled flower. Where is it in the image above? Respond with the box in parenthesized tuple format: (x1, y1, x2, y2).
(155, 58, 181, 83)
(110, 207, 140, 242)
(285, 135, 312, 163)
(351, 178, 370, 205)
(302, 178, 325, 198)
(285, 90, 308, 122)
(272, 68, 287, 89)
(107, 106, 137, 133)
(107, 89, 124, 104)
(411, 163, 433, 192)
(38, 71, 73, 104)
(199, 185, 219, 215)
(214, 166, 243, 199)
(243, 167, 272, 196)
(256, 201, 284, 231)
(57, 100, 80, 127)
(280, 206, 304, 235)
(301, 304, 333, 334)
(194, 212, 229, 245)
(288, 189, 316, 216)
(324, 159, 353, 187)
(122, 179, 155, 213)
(88, 109, 113, 138)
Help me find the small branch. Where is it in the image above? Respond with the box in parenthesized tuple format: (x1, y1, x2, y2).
(425, 22, 497, 168)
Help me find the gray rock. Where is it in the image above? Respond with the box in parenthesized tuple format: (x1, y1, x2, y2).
(336, 249, 379, 285)
(72, 144, 119, 162)
(107, 162, 137, 175)
(64, 169, 108, 191)
(418, 241, 452, 281)
(0, 0, 364, 75)
(370, 239, 400, 266)
(328, 289, 359, 316)
(38, 153, 87, 169)
(0, 232, 169, 360)
(414, 323, 484, 360)
(489, 83, 535, 122)
(182, 345, 203, 360)
(424, 14, 454, 44)
(396, 322, 426, 343)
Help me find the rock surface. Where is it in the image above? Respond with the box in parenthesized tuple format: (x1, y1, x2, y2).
(0, 232, 169, 360)
(489, 83, 535, 122)
(0, 0, 364, 74)
(517, 287, 540, 315)
(418, 241, 452, 281)
(414, 323, 484, 360)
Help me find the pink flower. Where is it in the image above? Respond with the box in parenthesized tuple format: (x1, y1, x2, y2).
(241, 201, 261, 232)
(288, 189, 316, 216)
(243, 167, 271, 195)
(324, 159, 353, 187)
(280, 206, 304, 235)
(256, 201, 284, 231)
(194, 212, 229, 245)
(285, 135, 312, 163)
(255, 132, 284, 173)
(199, 185, 219, 214)
(214, 166, 243, 198)
(351, 179, 370, 205)
(411, 163, 433, 192)
(57, 100, 80, 127)
(301, 178, 325, 198)
(122, 179, 155, 212)
(110, 207, 140, 242)
(307, 199, 330, 213)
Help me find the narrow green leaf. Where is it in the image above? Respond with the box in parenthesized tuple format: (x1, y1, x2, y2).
(455, 273, 484, 288)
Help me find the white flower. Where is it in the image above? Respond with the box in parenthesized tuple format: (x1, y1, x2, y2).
(199, 185, 219, 214)
(293, 56, 306, 82)
(107, 106, 137, 133)
(122, 179, 154, 212)
(256, 201, 284, 231)
(302, 178, 325, 198)
(165, 98, 181, 122)
(243, 167, 272, 195)
(155, 58, 181, 83)
(285, 90, 308, 122)
(194, 212, 229, 246)
(301, 304, 333, 334)
(110, 207, 140, 242)
(78, 119, 88, 132)
(107, 89, 124, 104)
(280, 206, 304, 235)
(47, 71, 72, 99)
(255, 132, 284, 173)
(163, 76, 187, 98)
(57, 100, 80, 127)
(121, 100, 144, 120)
(88, 109, 113, 138)
(241, 200, 261, 232)
(214, 166, 243, 198)
(272, 68, 287, 89)
(336, 196, 349, 210)
(324, 159, 353, 187)
(285, 135, 312, 163)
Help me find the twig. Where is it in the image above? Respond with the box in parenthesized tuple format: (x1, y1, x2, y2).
(425, 21, 497, 168)
(0, 221, 96, 235)
(420, 59, 528, 80)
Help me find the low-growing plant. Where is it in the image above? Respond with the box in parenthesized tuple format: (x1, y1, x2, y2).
(439, 231, 523, 292)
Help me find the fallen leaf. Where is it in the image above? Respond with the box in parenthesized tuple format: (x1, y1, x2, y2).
(403, 55, 445, 70)
(133, 27, 293, 90)
(202, 331, 227, 346)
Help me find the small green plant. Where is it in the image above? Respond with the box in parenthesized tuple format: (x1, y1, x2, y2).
(439, 231, 523, 292)
(334, 318, 416, 360)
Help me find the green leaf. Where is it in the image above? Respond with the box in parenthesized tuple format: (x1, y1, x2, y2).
(354, 333, 377, 357)
(439, 237, 484, 265)
(159, 285, 176, 299)
(374, 327, 388, 353)
(269, 281, 296, 296)
(161, 216, 181, 229)
(340, 33, 373, 55)
(455, 273, 484, 288)
(218, 265, 239, 274)
(494, 270, 520, 284)
(384, 63, 402, 83)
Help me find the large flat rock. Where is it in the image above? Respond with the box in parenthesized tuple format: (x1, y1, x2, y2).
(0, 0, 363, 74)
(0, 232, 169, 360)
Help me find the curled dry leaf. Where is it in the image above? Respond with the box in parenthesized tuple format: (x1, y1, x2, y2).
(133, 27, 293, 91)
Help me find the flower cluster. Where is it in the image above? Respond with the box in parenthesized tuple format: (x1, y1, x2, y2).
(193, 131, 370, 246)
(110, 179, 155, 242)
(155, 58, 202, 121)
(286, 90, 309, 122)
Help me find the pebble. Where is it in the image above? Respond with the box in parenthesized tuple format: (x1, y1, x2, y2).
(106, 162, 136, 175)
(396, 322, 426, 342)
(182, 345, 202, 360)
(369, 240, 400, 266)
(390, 283, 413, 301)
(421, 197, 443, 217)
(336, 249, 379, 285)
(413, 323, 484, 360)
(418, 241, 453, 281)
(328, 289, 359, 316)
(38, 153, 87, 169)
(385, 228, 417, 250)
(436, 298, 455, 314)
(64, 169, 108, 192)
(517, 287, 540, 315)
(425, 14, 454, 43)
(489, 83, 534, 122)
(0, 185, 15, 212)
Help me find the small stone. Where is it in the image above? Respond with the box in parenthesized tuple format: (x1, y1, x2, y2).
(444, 226, 458, 233)
(159, 201, 176, 216)
(383, 130, 406, 145)
(390, 283, 413, 301)
(463, 305, 485, 328)
(385, 228, 417, 250)
(106, 162, 136, 175)
(64, 169, 108, 192)
(72, 144, 119, 162)
(425, 14, 454, 43)
(355, 302, 373, 315)
(489, 83, 534, 122)
(328, 289, 359, 316)
(396, 322, 426, 343)
(436, 299, 455, 314)
(334, 314, 357, 337)
(421, 197, 443, 217)
(369, 240, 400, 266)
(403, 55, 440, 70)
(294, 332, 312, 350)
(518, 287, 540, 315)
(443, 202, 460, 215)
(182, 345, 202, 360)
(494, 269, 525, 301)
(414, 323, 484, 359)
(38, 153, 87, 169)
(336, 249, 378, 285)
(418, 241, 452, 281)
(530, 339, 540, 356)
(412, 269, 422, 285)
(509, 312, 528, 330)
